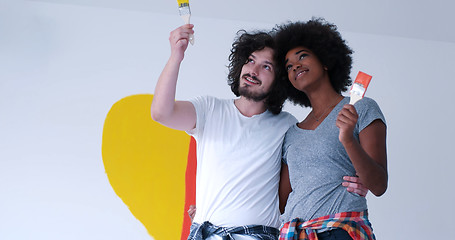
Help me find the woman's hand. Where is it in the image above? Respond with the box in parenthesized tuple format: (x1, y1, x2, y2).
(336, 104, 358, 144)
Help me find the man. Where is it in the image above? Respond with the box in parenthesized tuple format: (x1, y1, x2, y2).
(151, 24, 296, 240)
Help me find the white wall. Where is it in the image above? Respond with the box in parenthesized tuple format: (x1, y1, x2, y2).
(346, 33, 455, 238)
(1, 0, 454, 239)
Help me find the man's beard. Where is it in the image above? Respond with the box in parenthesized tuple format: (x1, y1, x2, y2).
(238, 85, 270, 102)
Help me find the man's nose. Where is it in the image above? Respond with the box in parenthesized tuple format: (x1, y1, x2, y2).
(251, 65, 260, 76)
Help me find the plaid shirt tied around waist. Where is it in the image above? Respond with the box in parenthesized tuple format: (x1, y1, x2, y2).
(279, 211, 376, 240)
(188, 221, 280, 240)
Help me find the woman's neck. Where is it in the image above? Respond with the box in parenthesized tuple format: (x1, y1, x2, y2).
(306, 83, 342, 114)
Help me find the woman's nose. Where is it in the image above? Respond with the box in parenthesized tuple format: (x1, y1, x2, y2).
(293, 64, 301, 72)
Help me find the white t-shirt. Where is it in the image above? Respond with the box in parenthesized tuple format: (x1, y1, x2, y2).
(187, 96, 297, 234)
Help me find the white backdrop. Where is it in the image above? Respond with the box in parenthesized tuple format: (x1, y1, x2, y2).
(1, 0, 454, 239)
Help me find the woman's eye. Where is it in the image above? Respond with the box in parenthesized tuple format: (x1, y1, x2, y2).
(286, 65, 292, 72)
(299, 54, 308, 60)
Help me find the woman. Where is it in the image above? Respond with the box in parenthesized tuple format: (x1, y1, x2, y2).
(275, 18, 387, 240)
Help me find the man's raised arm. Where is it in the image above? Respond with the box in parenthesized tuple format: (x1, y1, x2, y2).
(151, 24, 196, 131)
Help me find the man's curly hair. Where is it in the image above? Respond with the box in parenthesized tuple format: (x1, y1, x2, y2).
(227, 30, 287, 115)
(274, 17, 353, 107)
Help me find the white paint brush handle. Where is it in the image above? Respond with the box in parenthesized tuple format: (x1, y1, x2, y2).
(181, 14, 194, 45)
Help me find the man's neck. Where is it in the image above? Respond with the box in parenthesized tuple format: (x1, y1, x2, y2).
(234, 97, 267, 117)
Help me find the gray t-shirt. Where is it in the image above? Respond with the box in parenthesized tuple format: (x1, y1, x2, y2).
(281, 97, 386, 222)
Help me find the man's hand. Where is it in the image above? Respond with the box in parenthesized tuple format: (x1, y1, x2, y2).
(169, 24, 194, 63)
(342, 176, 368, 197)
(187, 205, 196, 222)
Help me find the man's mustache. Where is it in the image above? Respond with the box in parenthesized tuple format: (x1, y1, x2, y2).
(241, 73, 260, 82)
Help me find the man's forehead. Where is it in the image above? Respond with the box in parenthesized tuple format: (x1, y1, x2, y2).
(251, 48, 275, 64)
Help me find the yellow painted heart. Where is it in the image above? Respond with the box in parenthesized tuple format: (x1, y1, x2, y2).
(102, 94, 196, 239)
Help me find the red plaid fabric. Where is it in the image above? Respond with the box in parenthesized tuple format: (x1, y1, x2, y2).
(279, 211, 375, 240)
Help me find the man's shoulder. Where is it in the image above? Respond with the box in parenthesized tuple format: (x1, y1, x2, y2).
(190, 95, 232, 106)
(265, 110, 297, 128)
(275, 110, 298, 122)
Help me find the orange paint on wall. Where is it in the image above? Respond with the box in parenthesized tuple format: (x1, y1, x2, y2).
(182, 137, 197, 240)
(102, 94, 196, 240)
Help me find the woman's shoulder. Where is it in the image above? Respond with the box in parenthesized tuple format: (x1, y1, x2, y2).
(354, 97, 386, 127)
(354, 97, 381, 110)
